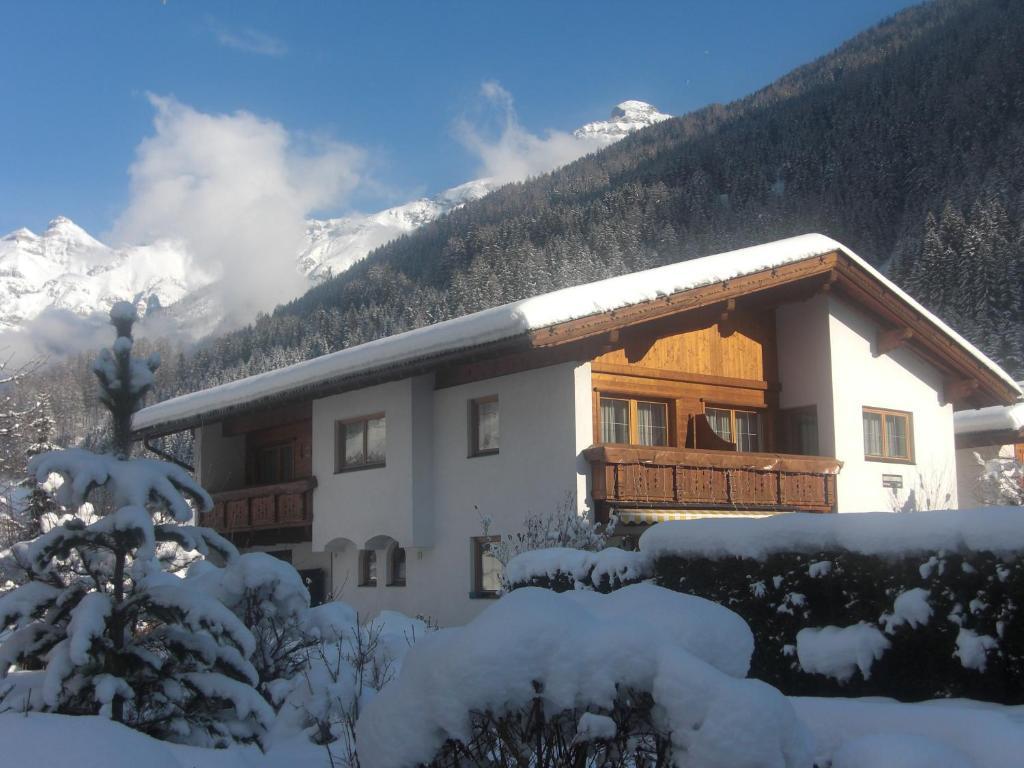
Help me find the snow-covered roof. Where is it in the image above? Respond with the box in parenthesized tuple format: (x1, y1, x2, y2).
(133, 233, 1021, 433)
(954, 398, 1024, 437)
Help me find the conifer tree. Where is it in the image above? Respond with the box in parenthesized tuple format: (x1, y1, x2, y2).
(0, 303, 272, 746)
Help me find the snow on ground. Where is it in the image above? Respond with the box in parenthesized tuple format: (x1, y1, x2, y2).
(792, 696, 1024, 767)
(639, 506, 1024, 561)
(8, 696, 1023, 768)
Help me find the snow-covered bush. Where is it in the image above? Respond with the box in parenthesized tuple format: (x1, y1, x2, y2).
(974, 452, 1024, 506)
(0, 304, 272, 746)
(481, 495, 615, 577)
(272, 608, 427, 764)
(642, 509, 1024, 702)
(513, 509, 1024, 703)
(357, 584, 810, 768)
(504, 546, 651, 592)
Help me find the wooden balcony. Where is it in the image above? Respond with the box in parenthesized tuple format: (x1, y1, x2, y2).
(584, 444, 841, 519)
(200, 477, 317, 541)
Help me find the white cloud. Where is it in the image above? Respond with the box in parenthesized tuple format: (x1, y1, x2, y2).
(214, 26, 288, 57)
(112, 95, 365, 328)
(455, 81, 596, 185)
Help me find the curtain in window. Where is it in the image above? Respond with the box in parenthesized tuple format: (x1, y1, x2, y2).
(600, 398, 629, 443)
(863, 412, 883, 456)
(705, 408, 732, 442)
(796, 412, 819, 456)
(885, 414, 907, 458)
(637, 402, 668, 446)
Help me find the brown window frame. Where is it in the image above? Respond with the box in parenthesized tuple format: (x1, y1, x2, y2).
(597, 394, 672, 447)
(335, 413, 386, 473)
(704, 405, 764, 453)
(470, 535, 502, 599)
(358, 549, 378, 587)
(862, 406, 914, 463)
(387, 546, 407, 587)
(469, 395, 500, 457)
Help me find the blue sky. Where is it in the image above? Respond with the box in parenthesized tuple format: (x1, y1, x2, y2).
(1, 0, 920, 237)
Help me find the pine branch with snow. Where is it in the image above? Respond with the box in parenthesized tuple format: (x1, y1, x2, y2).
(0, 304, 271, 747)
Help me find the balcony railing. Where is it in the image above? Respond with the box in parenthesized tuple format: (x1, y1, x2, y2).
(200, 477, 317, 534)
(584, 444, 841, 518)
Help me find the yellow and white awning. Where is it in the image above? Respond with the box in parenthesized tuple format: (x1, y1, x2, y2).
(614, 508, 791, 525)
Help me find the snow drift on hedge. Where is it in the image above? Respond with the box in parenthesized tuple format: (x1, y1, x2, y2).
(503, 546, 649, 589)
(792, 697, 1024, 768)
(639, 507, 1024, 561)
(356, 584, 809, 768)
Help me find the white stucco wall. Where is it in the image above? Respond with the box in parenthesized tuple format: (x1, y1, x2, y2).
(312, 377, 426, 552)
(775, 295, 836, 457)
(826, 296, 957, 512)
(317, 361, 593, 626)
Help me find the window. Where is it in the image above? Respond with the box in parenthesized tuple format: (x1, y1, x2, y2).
(471, 536, 502, 598)
(388, 547, 407, 587)
(359, 549, 378, 587)
(470, 396, 500, 456)
(779, 406, 819, 456)
(255, 443, 294, 484)
(599, 397, 669, 446)
(336, 414, 386, 471)
(600, 397, 630, 444)
(862, 407, 913, 462)
(705, 407, 762, 452)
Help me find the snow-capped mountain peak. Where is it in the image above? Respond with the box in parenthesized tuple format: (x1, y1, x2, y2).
(573, 100, 671, 143)
(2, 101, 671, 342)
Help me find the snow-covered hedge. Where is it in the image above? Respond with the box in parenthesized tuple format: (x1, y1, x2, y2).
(509, 508, 1024, 703)
(357, 584, 810, 768)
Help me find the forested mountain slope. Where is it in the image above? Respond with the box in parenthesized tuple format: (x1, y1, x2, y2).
(33, 0, 1024, 446)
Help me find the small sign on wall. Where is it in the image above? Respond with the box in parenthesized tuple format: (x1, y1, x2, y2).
(882, 473, 903, 489)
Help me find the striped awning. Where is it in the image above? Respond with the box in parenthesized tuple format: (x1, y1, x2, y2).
(614, 508, 791, 525)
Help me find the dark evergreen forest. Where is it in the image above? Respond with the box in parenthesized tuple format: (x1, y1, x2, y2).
(27, 0, 1024, 452)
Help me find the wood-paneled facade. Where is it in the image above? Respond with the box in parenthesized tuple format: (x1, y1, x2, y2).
(586, 307, 842, 517)
(202, 402, 317, 541)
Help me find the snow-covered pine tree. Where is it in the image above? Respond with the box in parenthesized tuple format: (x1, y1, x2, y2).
(15, 392, 61, 542)
(0, 302, 273, 746)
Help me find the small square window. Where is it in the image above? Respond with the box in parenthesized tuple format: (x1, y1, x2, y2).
(336, 414, 386, 471)
(863, 407, 913, 462)
(470, 396, 500, 456)
(359, 549, 378, 587)
(471, 536, 502, 598)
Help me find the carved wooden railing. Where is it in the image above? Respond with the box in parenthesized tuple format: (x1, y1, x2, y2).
(584, 445, 841, 517)
(200, 477, 317, 533)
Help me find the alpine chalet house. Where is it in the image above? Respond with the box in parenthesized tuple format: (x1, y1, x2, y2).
(132, 234, 1020, 625)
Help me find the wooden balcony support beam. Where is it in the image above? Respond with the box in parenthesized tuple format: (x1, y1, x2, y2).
(943, 378, 979, 406)
(875, 327, 914, 357)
